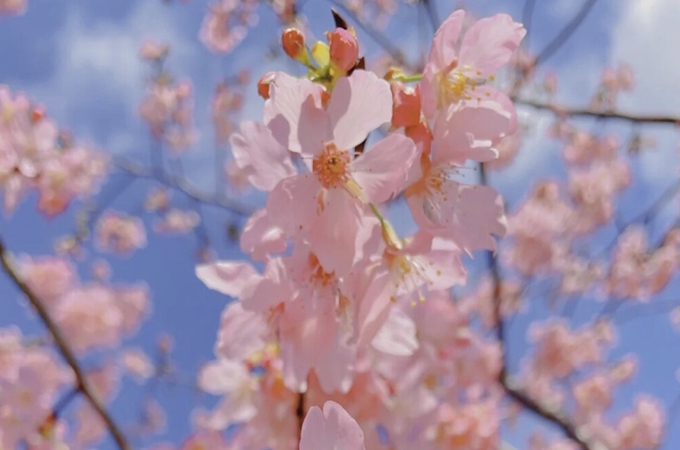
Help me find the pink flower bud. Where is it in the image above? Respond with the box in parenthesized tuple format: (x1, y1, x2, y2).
(282, 28, 306, 60)
(327, 28, 358, 72)
(257, 72, 276, 100)
(390, 81, 421, 128)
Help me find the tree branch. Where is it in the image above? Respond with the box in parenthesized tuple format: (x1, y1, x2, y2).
(0, 234, 130, 450)
(500, 377, 606, 450)
(112, 156, 255, 217)
(515, 98, 680, 125)
(534, 0, 599, 66)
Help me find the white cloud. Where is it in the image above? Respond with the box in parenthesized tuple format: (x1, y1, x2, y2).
(611, 0, 680, 116)
(609, 0, 680, 186)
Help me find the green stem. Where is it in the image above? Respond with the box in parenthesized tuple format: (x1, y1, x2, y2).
(393, 73, 423, 83)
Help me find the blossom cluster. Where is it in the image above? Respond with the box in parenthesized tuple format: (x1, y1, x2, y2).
(194, 10, 526, 448)
(0, 256, 151, 448)
(0, 86, 109, 217)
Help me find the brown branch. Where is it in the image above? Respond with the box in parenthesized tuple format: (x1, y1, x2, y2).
(0, 235, 130, 450)
(515, 98, 680, 125)
(501, 377, 607, 450)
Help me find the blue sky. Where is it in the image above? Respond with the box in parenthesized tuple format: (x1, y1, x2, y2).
(1, 0, 679, 448)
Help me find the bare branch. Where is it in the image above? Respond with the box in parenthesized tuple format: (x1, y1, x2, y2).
(501, 377, 607, 450)
(534, 0, 599, 66)
(521, 0, 537, 44)
(515, 98, 680, 125)
(0, 235, 130, 450)
(420, 0, 440, 31)
(112, 156, 255, 217)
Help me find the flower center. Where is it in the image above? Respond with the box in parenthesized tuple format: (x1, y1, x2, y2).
(312, 142, 350, 189)
(435, 61, 494, 108)
(307, 253, 335, 287)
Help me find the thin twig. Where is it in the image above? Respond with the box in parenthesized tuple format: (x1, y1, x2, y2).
(501, 377, 606, 450)
(515, 98, 680, 125)
(112, 156, 254, 217)
(521, 0, 537, 45)
(420, 0, 440, 31)
(534, 0, 599, 66)
(0, 235, 130, 450)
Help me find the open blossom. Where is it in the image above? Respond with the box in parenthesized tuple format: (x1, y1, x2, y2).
(96, 211, 147, 255)
(0, 86, 108, 215)
(421, 10, 525, 118)
(405, 102, 510, 253)
(153, 209, 200, 234)
(139, 79, 197, 154)
(139, 39, 169, 60)
(265, 70, 417, 275)
(19, 255, 76, 304)
(200, 0, 258, 54)
(120, 348, 155, 381)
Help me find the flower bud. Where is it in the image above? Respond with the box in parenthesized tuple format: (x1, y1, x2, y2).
(327, 28, 358, 72)
(30, 106, 46, 123)
(390, 82, 421, 128)
(282, 28, 306, 61)
(311, 41, 330, 68)
(257, 71, 276, 100)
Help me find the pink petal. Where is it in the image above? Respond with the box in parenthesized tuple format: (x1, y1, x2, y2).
(327, 70, 392, 151)
(371, 307, 418, 356)
(229, 121, 296, 191)
(428, 10, 465, 72)
(300, 402, 366, 450)
(264, 72, 326, 153)
(195, 261, 261, 298)
(459, 14, 526, 77)
(265, 174, 320, 237)
(409, 180, 506, 252)
(432, 101, 511, 166)
(278, 297, 340, 392)
(350, 133, 417, 204)
(215, 302, 267, 361)
(198, 360, 248, 394)
(240, 208, 287, 262)
(308, 188, 363, 276)
(242, 258, 292, 312)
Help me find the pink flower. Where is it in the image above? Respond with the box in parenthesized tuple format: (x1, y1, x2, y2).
(153, 209, 200, 234)
(405, 102, 510, 252)
(53, 286, 124, 353)
(200, 0, 257, 54)
(266, 70, 417, 275)
(300, 401, 366, 450)
(139, 39, 169, 60)
(96, 211, 147, 255)
(121, 348, 155, 381)
(19, 255, 76, 304)
(421, 10, 525, 118)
